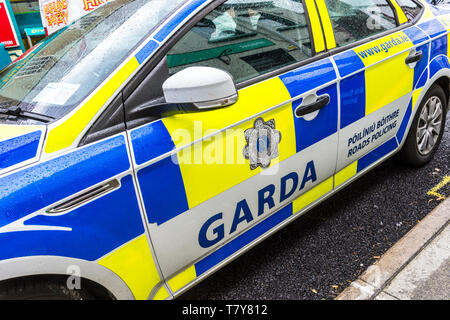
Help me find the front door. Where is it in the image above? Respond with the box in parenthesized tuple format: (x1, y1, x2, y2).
(127, 0, 340, 294)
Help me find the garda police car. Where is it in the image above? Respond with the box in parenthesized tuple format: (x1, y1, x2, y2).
(0, 0, 448, 299)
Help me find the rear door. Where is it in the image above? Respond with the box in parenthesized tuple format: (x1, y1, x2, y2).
(126, 0, 340, 295)
(319, 0, 430, 185)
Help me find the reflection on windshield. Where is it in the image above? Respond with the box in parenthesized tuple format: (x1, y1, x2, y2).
(0, 0, 186, 123)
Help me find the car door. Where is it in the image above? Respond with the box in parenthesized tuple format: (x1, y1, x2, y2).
(126, 0, 340, 295)
(318, 0, 430, 186)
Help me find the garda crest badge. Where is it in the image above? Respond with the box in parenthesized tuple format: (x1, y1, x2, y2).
(243, 118, 281, 170)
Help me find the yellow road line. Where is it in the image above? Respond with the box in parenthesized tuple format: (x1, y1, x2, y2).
(427, 176, 450, 200)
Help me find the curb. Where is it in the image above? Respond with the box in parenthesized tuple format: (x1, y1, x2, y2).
(336, 197, 450, 300)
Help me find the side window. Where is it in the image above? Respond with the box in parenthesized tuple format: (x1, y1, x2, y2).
(167, 0, 312, 84)
(396, 0, 422, 22)
(324, 0, 398, 48)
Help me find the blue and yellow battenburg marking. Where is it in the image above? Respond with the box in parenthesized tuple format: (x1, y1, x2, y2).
(0, 134, 166, 299)
(148, 18, 450, 291)
(131, 58, 338, 226)
(130, 58, 339, 292)
(98, 234, 169, 300)
(333, 25, 432, 130)
(5, 0, 450, 298)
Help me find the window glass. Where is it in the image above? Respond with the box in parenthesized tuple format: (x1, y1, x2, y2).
(0, 0, 187, 124)
(396, 0, 421, 22)
(324, 0, 397, 48)
(167, 0, 312, 84)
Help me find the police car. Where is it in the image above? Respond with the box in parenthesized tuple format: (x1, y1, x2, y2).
(0, 0, 448, 300)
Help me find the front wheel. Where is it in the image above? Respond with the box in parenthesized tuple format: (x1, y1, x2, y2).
(397, 84, 447, 167)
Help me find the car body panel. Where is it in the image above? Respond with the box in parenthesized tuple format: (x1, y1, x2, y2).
(130, 57, 339, 281)
(0, 125, 46, 175)
(0, 0, 449, 300)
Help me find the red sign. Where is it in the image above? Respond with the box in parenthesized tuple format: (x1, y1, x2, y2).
(0, 0, 20, 48)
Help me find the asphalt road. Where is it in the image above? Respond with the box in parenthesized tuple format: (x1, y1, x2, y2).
(179, 115, 450, 301)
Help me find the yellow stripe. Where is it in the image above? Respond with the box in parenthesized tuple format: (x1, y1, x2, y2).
(163, 77, 296, 210)
(315, 0, 336, 50)
(412, 88, 423, 111)
(292, 177, 333, 214)
(419, 1, 436, 21)
(420, 1, 434, 22)
(152, 285, 170, 300)
(305, 0, 326, 53)
(44, 57, 140, 154)
(357, 31, 414, 116)
(98, 235, 163, 300)
(390, 0, 408, 25)
(0, 125, 43, 141)
(168, 265, 197, 293)
(365, 50, 414, 116)
(335, 161, 358, 187)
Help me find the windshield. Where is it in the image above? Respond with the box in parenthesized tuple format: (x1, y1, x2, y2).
(0, 0, 187, 124)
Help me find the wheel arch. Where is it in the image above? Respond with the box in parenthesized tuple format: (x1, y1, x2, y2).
(0, 256, 135, 300)
(434, 75, 450, 111)
(397, 69, 450, 150)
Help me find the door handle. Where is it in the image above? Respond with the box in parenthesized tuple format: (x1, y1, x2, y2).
(405, 51, 423, 65)
(295, 95, 330, 118)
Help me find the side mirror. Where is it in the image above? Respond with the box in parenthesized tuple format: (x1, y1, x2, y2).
(162, 66, 238, 110)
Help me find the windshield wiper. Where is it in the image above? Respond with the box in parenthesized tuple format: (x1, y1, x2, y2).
(0, 106, 55, 123)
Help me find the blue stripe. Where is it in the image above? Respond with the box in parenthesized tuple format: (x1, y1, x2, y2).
(357, 137, 398, 172)
(0, 131, 41, 170)
(154, 0, 208, 42)
(195, 203, 293, 276)
(417, 67, 429, 89)
(396, 101, 413, 144)
(340, 71, 366, 129)
(137, 156, 189, 226)
(332, 50, 365, 78)
(430, 36, 447, 61)
(413, 43, 430, 89)
(429, 55, 450, 79)
(291, 84, 338, 153)
(0, 175, 145, 261)
(135, 40, 159, 65)
(0, 135, 130, 229)
(418, 19, 447, 39)
(403, 26, 429, 45)
(131, 120, 175, 165)
(279, 58, 337, 98)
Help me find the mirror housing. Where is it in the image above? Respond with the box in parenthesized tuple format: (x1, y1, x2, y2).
(162, 66, 238, 110)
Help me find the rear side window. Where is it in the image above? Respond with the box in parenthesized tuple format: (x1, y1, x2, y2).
(324, 0, 397, 48)
(396, 0, 422, 22)
(167, 0, 313, 84)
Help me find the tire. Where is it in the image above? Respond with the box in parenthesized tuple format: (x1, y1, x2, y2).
(397, 84, 448, 167)
(0, 277, 96, 300)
